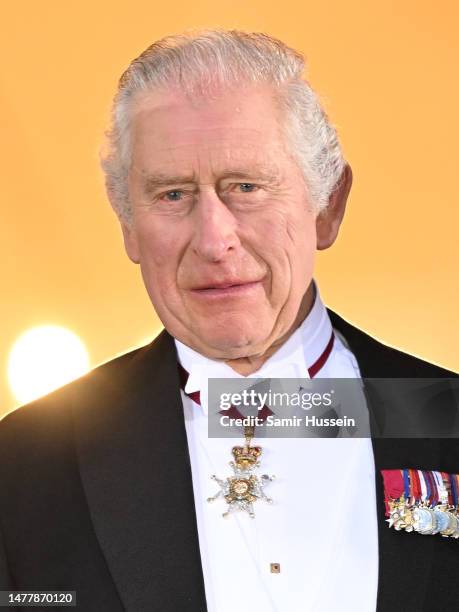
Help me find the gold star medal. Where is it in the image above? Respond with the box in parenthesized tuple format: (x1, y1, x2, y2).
(207, 425, 275, 518)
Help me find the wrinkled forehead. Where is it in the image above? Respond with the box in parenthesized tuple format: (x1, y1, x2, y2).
(129, 141, 287, 184)
(128, 86, 290, 177)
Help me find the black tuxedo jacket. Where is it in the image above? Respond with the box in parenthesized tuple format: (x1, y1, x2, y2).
(0, 309, 458, 611)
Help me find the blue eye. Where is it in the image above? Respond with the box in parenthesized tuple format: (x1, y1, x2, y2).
(239, 183, 256, 192)
(164, 190, 183, 201)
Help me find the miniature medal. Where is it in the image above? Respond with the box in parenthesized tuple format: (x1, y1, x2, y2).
(382, 469, 459, 539)
(207, 425, 275, 518)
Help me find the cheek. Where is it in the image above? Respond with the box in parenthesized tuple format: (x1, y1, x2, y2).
(135, 217, 177, 264)
(285, 204, 317, 260)
(240, 212, 315, 311)
(135, 223, 183, 292)
(246, 206, 316, 269)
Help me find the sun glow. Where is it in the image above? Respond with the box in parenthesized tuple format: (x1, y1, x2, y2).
(7, 325, 90, 405)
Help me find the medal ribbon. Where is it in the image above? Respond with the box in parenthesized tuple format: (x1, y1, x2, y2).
(381, 469, 404, 516)
(441, 471, 453, 505)
(411, 468, 422, 502)
(450, 473, 459, 507)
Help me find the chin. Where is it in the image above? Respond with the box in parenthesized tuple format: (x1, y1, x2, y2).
(197, 320, 271, 357)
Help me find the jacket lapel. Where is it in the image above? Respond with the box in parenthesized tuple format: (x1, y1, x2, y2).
(328, 309, 436, 611)
(73, 330, 207, 611)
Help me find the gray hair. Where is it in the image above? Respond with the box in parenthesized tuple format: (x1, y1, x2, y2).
(100, 29, 346, 224)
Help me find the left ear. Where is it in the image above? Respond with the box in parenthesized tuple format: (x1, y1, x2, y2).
(316, 163, 353, 250)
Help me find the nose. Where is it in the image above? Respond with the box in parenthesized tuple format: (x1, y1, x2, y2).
(190, 190, 240, 262)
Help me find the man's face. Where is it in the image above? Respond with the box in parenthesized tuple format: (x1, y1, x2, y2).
(123, 85, 320, 360)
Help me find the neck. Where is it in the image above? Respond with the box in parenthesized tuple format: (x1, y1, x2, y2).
(223, 283, 315, 376)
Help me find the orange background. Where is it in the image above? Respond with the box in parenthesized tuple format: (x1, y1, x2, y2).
(1, 1, 458, 419)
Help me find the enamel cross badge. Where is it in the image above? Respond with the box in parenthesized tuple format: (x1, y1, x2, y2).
(207, 426, 275, 518)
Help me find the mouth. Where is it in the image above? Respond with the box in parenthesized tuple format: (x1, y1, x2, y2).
(190, 279, 264, 299)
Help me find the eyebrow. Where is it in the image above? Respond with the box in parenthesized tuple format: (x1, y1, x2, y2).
(141, 168, 279, 193)
(142, 173, 196, 194)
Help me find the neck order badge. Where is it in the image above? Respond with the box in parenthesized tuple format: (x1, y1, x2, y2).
(178, 332, 335, 518)
(207, 424, 275, 518)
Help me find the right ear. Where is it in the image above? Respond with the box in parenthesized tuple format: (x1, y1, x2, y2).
(120, 220, 140, 264)
(105, 173, 140, 264)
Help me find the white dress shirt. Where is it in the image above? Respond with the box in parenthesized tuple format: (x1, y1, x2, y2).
(175, 284, 379, 612)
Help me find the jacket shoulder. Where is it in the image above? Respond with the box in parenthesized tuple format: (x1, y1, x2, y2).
(0, 343, 147, 446)
(0, 328, 178, 451)
(327, 308, 457, 378)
